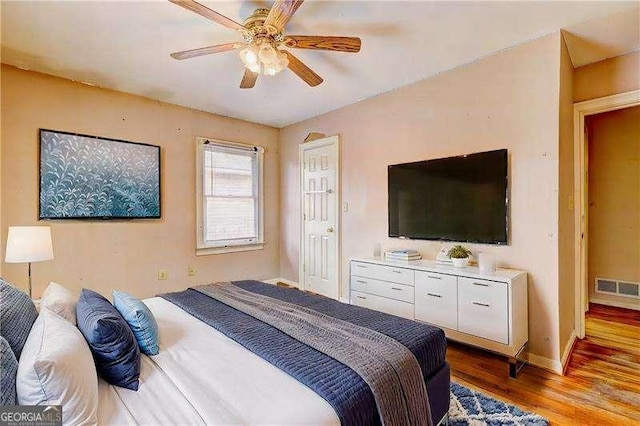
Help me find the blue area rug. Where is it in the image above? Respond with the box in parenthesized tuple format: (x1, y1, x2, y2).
(450, 382, 549, 426)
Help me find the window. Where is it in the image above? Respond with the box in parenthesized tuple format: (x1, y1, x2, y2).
(196, 138, 264, 254)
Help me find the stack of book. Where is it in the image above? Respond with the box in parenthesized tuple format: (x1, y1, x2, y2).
(384, 249, 422, 261)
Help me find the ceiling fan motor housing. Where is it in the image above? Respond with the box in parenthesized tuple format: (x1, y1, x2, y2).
(242, 8, 285, 45)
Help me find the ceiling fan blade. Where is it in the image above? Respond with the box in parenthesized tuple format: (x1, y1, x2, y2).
(285, 36, 361, 53)
(264, 0, 304, 33)
(169, 0, 246, 32)
(170, 43, 241, 60)
(240, 69, 258, 89)
(283, 51, 323, 87)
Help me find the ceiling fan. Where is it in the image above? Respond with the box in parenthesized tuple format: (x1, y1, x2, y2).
(168, 0, 361, 89)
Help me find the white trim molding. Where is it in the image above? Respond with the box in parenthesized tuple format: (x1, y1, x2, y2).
(298, 135, 341, 300)
(573, 89, 640, 339)
(590, 295, 640, 311)
(561, 330, 577, 374)
(528, 354, 563, 375)
(195, 137, 265, 256)
(263, 278, 301, 289)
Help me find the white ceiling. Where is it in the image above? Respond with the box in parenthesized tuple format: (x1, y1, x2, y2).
(2, 1, 638, 128)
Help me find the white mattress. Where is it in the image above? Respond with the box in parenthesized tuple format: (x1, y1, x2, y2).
(98, 297, 339, 425)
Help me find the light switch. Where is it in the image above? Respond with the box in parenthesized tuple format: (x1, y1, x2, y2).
(342, 202, 349, 213)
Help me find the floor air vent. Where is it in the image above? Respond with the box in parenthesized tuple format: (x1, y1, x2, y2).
(596, 278, 640, 299)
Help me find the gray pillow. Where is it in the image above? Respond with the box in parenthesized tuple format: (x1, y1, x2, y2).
(0, 278, 38, 360)
(0, 336, 18, 405)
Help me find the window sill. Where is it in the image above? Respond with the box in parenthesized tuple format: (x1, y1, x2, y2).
(196, 243, 265, 256)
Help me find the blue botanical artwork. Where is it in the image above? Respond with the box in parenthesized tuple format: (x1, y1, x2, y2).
(39, 130, 161, 219)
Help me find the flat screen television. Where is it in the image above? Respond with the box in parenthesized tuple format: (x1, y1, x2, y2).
(39, 129, 161, 220)
(388, 149, 508, 244)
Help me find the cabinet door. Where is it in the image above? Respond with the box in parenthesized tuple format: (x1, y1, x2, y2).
(350, 291, 414, 319)
(351, 261, 414, 286)
(458, 277, 509, 344)
(414, 271, 458, 330)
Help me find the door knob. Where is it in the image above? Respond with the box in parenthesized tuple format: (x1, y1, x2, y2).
(327, 227, 334, 233)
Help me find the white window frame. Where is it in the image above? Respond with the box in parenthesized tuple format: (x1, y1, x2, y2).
(195, 137, 265, 255)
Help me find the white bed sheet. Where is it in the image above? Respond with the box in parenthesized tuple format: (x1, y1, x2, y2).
(98, 297, 339, 425)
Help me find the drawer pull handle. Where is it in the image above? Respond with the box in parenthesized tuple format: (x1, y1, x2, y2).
(391, 287, 403, 291)
(392, 270, 403, 274)
(472, 282, 489, 287)
(427, 293, 442, 298)
(356, 280, 367, 284)
(428, 276, 442, 280)
(356, 296, 367, 300)
(356, 265, 367, 268)
(472, 302, 490, 307)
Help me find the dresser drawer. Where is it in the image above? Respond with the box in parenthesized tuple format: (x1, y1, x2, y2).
(350, 291, 414, 319)
(458, 277, 509, 344)
(350, 276, 414, 303)
(414, 271, 458, 330)
(351, 261, 414, 286)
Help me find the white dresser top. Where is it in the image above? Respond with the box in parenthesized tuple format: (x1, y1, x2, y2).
(351, 257, 526, 283)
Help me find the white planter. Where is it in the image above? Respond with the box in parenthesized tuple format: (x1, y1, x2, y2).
(451, 257, 470, 268)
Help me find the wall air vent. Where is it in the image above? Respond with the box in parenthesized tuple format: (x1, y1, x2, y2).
(596, 278, 640, 299)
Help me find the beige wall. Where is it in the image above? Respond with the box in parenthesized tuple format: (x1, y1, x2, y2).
(558, 33, 575, 351)
(280, 34, 564, 361)
(574, 50, 640, 102)
(587, 106, 640, 305)
(1, 65, 280, 298)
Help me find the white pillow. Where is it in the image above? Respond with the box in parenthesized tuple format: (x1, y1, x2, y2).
(17, 308, 98, 426)
(41, 282, 77, 325)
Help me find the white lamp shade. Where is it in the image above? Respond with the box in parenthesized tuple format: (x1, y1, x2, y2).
(5, 226, 54, 263)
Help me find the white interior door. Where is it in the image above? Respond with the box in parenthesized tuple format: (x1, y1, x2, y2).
(300, 137, 339, 299)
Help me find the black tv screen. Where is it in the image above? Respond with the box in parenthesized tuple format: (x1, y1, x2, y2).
(388, 149, 508, 244)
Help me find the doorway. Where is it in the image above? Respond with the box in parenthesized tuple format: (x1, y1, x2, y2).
(299, 136, 340, 299)
(574, 90, 640, 338)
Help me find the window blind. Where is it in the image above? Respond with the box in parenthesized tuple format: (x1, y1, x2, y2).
(202, 144, 259, 246)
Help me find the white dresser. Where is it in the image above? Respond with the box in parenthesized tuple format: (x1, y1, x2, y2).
(350, 257, 528, 377)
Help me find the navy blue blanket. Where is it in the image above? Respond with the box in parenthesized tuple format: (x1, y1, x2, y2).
(160, 280, 446, 425)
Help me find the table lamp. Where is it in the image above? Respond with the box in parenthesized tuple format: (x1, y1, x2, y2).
(5, 226, 54, 298)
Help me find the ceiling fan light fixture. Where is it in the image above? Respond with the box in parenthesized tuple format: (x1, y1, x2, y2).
(264, 49, 289, 76)
(239, 44, 260, 68)
(258, 42, 278, 65)
(247, 62, 261, 74)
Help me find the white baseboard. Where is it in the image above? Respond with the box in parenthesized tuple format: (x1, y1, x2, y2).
(590, 295, 640, 311)
(560, 330, 577, 373)
(528, 353, 563, 375)
(263, 277, 301, 289)
(340, 297, 350, 304)
(528, 332, 577, 376)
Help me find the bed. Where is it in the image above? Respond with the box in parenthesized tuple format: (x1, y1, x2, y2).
(97, 280, 450, 425)
(4, 278, 449, 425)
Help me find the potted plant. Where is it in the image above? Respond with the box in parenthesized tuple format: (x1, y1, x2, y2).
(447, 245, 472, 268)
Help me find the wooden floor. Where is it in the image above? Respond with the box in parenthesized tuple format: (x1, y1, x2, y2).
(447, 303, 640, 425)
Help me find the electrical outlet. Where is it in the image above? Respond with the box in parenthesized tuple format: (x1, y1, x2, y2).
(342, 202, 349, 213)
(158, 269, 168, 280)
(187, 266, 196, 277)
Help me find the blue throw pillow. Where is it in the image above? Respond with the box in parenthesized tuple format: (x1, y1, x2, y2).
(0, 278, 38, 360)
(76, 289, 140, 390)
(0, 336, 18, 406)
(112, 291, 159, 356)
